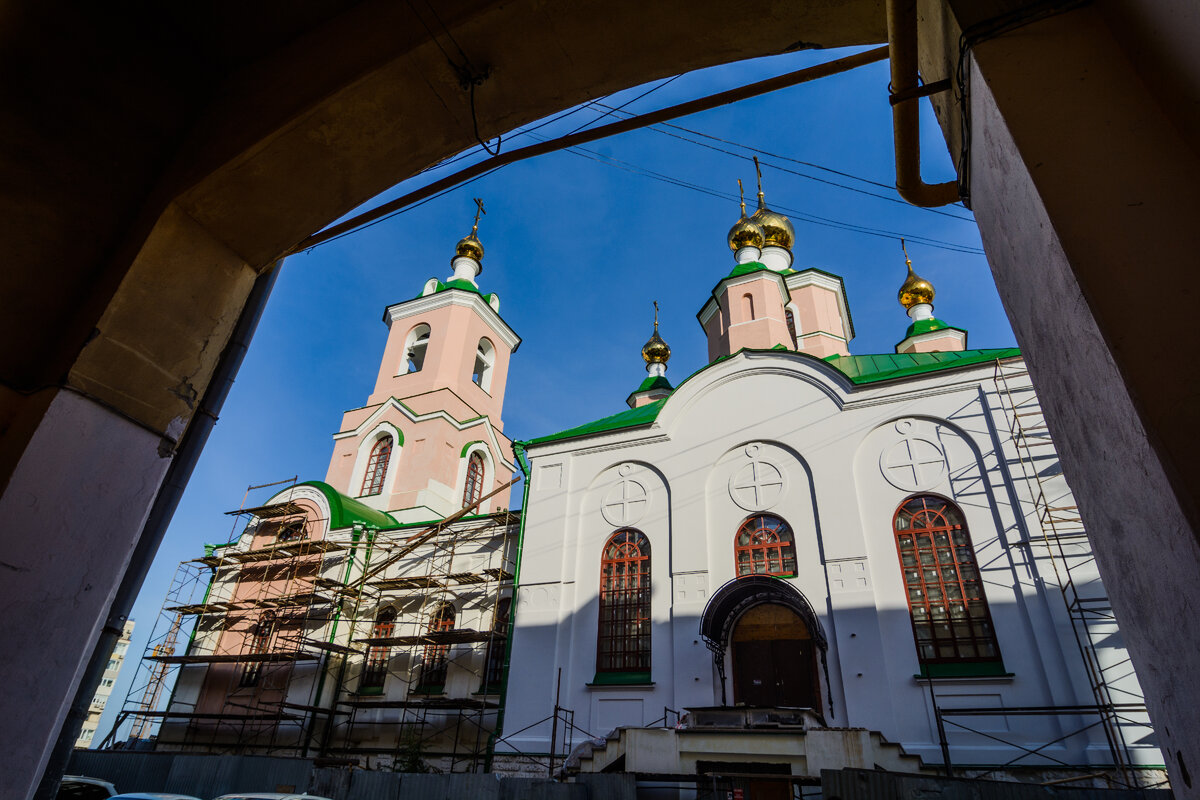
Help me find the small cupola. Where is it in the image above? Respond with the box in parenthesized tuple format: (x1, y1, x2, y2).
(728, 178, 766, 265)
(895, 240, 967, 354)
(451, 198, 486, 285)
(628, 302, 674, 408)
(750, 157, 795, 272)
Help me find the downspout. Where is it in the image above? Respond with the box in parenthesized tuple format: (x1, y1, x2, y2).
(887, 0, 960, 207)
(303, 525, 364, 757)
(485, 440, 531, 772)
(34, 260, 283, 800)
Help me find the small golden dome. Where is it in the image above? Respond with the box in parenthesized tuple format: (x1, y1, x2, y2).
(728, 215, 765, 251)
(751, 206, 795, 250)
(455, 233, 484, 262)
(729, 178, 766, 251)
(898, 244, 935, 309)
(642, 331, 671, 364)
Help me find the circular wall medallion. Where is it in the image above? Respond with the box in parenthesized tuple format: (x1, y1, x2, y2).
(602, 479, 649, 527)
(618, 463, 633, 477)
(880, 437, 947, 491)
(728, 460, 785, 511)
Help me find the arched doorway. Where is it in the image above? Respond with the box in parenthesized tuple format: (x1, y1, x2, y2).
(700, 576, 830, 715)
(731, 603, 819, 708)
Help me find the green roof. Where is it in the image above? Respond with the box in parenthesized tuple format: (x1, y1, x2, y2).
(903, 317, 967, 339)
(526, 347, 1021, 447)
(525, 398, 667, 446)
(823, 348, 1018, 384)
(726, 261, 774, 279)
(632, 375, 673, 393)
(420, 278, 496, 305)
(298, 481, 399, 529)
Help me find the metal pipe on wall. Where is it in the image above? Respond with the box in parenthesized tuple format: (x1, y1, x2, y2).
(887, 0, 960, 207)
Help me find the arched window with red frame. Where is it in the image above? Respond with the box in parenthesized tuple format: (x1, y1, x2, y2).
(360, 435, 393, 497)
(894, 495, 1002, 668)
(597, 529, 651, 674)
(735, 515, 797, 577)
(419, 603, 455, 689)
(360, 607, 396, 691)
(462, 452, 485, 509)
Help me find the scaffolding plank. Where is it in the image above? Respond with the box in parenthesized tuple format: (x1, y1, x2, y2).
(370, 576, 445, 590)
(448, 572, 487, 585)
(356, 628, 501, 647)
(229, 539, 345, 563)
(337, 697, 498, 709)
(483, 568, 514, 581)
(147, 652, 320, 664)
(225, 501, 307, 518)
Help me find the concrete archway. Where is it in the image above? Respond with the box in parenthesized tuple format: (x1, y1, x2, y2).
(3, 2, 1200, 798)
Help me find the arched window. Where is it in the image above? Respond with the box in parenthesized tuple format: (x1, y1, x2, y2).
(361, 607, 396, 691)
(360, 435, 392, 497)
(735, 515, 797, 577)
(894, 495, 1001, 666)
(405, 324, 431, 373)
(239, 610, 275, 688)
(743, 293, 756, 321)
(420, 603, 455, 689)
(482, 597, 512, 691)
(785, 308, 798, 349)
(463, 451, 485, 509)
(472, 338, 495, 392)
(597, 529, 651, 674)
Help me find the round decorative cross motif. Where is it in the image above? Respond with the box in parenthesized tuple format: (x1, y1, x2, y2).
(728, 460, 785, 511)
(880, 437, 947, 491)
(601, 479, 648, 526)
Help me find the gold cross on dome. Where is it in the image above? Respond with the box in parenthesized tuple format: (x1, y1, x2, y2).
(471, 198, 486, 234)
(653, 300, 659, 332)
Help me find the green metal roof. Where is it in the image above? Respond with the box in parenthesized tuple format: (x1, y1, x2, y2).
(525, 347, 1021, 447)
(902, 317, 969, 341)
(823, 348, 1018, 384)
(632, 375, 673, 393)
(525, 398, 666, 446)
(298, 481, 399, 529)
(420, 278, 496, 305)
(726, 261, 774, 279)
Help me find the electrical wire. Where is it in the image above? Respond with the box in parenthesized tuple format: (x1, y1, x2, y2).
(587, 103, 974, 220)
(529, 134, 984, 254)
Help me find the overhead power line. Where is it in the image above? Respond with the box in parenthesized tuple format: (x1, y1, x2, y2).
(286, 46, 891, 256)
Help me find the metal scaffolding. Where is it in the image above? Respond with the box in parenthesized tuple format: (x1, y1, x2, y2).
(991, 358, 1152, 785)
(102, 476, 519, 772)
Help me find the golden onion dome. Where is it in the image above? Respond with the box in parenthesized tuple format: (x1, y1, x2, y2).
(898, 261, 935, 309)
(728, 214, 765, 251)
(642, 330, 671, 364)
(751, 205, 795, 250)
(455, 233, 484, 262)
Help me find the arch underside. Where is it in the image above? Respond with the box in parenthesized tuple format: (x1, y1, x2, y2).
(699, 576, 832, 716)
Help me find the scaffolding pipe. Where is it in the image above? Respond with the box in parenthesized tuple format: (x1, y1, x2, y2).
(886, 0, 959, 207)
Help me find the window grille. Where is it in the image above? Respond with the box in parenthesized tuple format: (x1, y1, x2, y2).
(597, 529, 651, 673)
(894, 495, 1001, 664)
(360, 436, 393, 496)
(463, 452, 485, 508)
(735, 514, 797, 577)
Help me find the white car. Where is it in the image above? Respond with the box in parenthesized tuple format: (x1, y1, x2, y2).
(112, 794, 203, 800)
(56, 776, 117, 800)
(212, 795, 332, 800)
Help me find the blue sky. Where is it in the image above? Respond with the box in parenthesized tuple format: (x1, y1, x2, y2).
(97, 45, 1011, 742)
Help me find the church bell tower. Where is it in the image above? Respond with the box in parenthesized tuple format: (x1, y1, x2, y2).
(323, 200, 521, 522)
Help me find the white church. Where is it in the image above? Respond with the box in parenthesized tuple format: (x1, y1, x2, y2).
(134, 180, 1161, 787)
(497, 178, 1161, 783)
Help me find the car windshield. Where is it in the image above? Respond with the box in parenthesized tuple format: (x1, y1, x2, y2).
(56, 784, 113, 800)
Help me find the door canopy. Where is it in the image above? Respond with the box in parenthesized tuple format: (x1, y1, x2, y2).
(700, 576, 827, 656)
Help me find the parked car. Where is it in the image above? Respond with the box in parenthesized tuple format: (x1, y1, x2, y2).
(212, 795, 332, 800)
(56, 776, 117, 800)
(112, 794, 203, 800)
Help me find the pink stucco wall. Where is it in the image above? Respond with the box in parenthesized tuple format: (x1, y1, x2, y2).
(897, 332, 965, 354)
(790, 284, 850, 357)
(705, 275, 792, 361)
